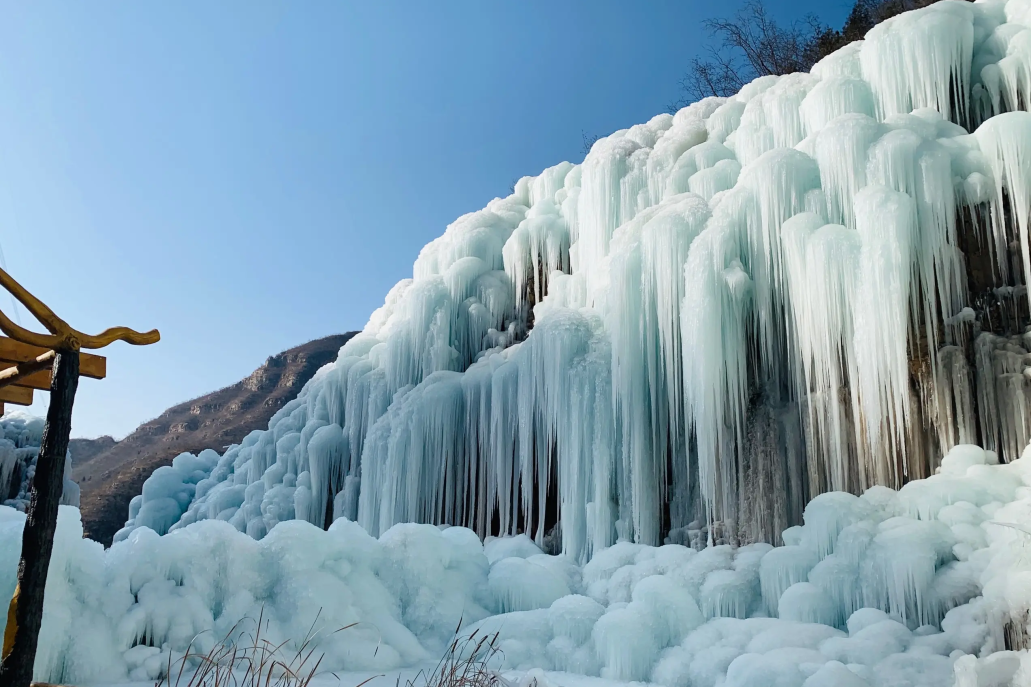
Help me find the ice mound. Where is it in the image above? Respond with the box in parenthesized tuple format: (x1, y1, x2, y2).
(469, 443, 1030, 687)
(13, 444, 1031, 686)
(11, 510, 491, 684)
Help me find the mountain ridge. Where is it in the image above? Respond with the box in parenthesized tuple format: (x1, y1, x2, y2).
(73, 332, 357, 545)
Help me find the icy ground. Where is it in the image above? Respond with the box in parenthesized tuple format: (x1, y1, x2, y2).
(8, 443, 1031, 687)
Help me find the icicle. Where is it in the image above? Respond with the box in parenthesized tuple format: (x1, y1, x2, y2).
(736, 148, 822, 390)
(664, 141, 736, 199)
(608, 193, 710, 545)
(975, 111, 1031, 305)
(759, 545, 821, 615)
(811, 114, 881, 229)
(935, 346, 977, 451)
(782, 213, 861, 495)
(306, 423, 348, 528)
(733, 74, 817, 166)
(0, 440, 18, 501)
(682, 213, 753, 533)
(800, 77, 876, 136)
(503, 200, 570, 310)
(852, 185, 919, 485)
(860, 1, 974, 125)
(974, 332, 1031, 461)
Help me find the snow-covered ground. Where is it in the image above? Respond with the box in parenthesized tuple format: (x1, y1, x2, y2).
(7, 443, 1031, 686)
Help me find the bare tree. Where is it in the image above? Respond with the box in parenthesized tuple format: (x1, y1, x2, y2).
(672, 0, 957, 110)
(675, 0, 827, 105)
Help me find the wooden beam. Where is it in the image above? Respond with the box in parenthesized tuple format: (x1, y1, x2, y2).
(0, 339, 104, 380)
(0, 351, 55, 391)
(0, 387, 31, 406)
(0, 371, 49, 392)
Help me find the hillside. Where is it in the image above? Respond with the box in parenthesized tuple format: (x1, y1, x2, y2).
(73, 333, 356, 545)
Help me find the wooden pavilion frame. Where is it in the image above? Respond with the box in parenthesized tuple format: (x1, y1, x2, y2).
(0, 267, 158, 687)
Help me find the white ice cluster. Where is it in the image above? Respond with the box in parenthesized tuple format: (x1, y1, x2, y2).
(0, 410, 77, 511)
(17, 443, 1031, 687)
(121, 0, 1031, 558)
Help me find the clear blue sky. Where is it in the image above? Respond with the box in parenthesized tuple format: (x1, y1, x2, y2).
(0, 0, 852, 440)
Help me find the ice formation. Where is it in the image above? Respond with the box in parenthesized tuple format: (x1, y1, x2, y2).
(15, 443, 1031, 687)
(121, 0, 1031, 559)
(0, 410, 77, 511)
(50, 0, 1031, 684)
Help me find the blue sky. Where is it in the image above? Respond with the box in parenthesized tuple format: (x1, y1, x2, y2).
(0, 0, 852, 439)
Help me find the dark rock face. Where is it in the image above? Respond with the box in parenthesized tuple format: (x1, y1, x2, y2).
(73, 333, 357, 546)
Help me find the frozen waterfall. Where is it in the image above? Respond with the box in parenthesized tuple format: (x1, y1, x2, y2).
(123, 0, 1031, 564)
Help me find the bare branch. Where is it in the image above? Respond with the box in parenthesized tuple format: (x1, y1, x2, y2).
(676, 0, 833, 109)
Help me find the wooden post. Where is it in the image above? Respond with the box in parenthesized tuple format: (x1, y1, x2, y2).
(0, 349, 78, 687)
(0, 267, 157, 681)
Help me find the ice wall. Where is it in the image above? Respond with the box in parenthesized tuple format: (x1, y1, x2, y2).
(124, 0, 1031, 557)
(0, 411, 77, 511)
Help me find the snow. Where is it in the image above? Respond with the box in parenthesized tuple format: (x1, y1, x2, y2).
(20, 0, 1031, 684)
(7, 443, 1031, 686)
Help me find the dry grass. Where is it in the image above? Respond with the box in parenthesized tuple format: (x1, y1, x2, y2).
(399, 622, 505, 687)
(157, 608, 354, 687)
(157, 614, 509, 687)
